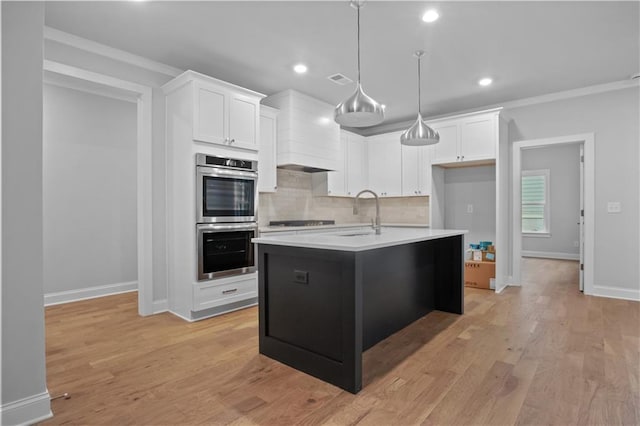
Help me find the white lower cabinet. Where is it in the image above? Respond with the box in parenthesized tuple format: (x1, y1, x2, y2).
(192, 273, 257, 312)
(401, 144, 432, 196)
(367, 132, 402, 197)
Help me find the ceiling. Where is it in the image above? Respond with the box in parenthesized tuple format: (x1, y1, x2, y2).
(45, 1, 639, 130)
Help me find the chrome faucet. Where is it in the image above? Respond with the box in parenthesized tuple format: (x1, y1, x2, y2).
(353, 189, 381, 235)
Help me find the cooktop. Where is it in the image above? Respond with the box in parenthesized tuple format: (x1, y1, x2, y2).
(269, 220, 336, 227)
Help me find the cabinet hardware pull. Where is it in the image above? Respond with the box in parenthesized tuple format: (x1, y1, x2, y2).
(222, 288, 238, 294)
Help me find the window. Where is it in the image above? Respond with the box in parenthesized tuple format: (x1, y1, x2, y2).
(522, 169, 550, 234)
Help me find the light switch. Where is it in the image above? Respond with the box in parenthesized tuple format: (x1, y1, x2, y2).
(467, 204, 474, 214)
(607, 201, 622, 213)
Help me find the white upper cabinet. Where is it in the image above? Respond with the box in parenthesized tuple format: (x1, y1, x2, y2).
(430, 109, 500, 166)
(164, 71, 263, 152)
(345, 132, 367, 196)
(258, 106, 278, 193)
(431, 121, 459, 164)
(401, 144, 432, 196)
(367, 132, 402, 197)
(459, 114, 496, 161)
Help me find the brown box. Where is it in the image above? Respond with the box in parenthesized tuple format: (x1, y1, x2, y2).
(482, 250, 496, 262)
(464, 261, 496, 289)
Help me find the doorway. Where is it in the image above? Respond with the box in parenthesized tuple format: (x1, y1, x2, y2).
(511, 133, 595, 295)
(43, 61, 153, 316)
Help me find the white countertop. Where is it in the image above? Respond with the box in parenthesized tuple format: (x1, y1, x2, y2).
(252, 227, 467, 252)
(258, 222, 430, 233)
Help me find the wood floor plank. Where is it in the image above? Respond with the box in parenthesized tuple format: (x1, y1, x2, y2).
(42, 258, 639, 425)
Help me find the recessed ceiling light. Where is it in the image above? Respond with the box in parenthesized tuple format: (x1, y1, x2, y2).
(478, 77, 493, 87)
(381, 104, 386, 109)
(422, 10, 439, 23)
(293, 64, 308, 74)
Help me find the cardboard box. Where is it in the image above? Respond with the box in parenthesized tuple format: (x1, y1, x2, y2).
(482, 250, 496, 262)
(464, 261, 496, 289)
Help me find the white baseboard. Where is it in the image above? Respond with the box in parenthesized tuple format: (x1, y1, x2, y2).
(44, 281, 137, 306)
(522, 250, 580, 261)
(152, 299, 168, 314)
(591, 285, 640, 302)
(0, 390, 52, 426)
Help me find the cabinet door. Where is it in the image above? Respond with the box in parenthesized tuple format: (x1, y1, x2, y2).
(229, 93, 259, 151)
(417, 145, 432, 196)
(460, 115, 495, 161)
(193, 82, 227, 145)
(345, 133, 367, 196)
(368, 133, 402, 197)
(402, 144, 432, 196)
(401, 144, 420, 196)
(258, 110, 277, 193)
(430, 122, 459, 164)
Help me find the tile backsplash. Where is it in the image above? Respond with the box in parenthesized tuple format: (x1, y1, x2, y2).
(258, 169, 429, 226)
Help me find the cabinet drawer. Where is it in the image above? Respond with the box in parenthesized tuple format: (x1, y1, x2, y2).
(193, 274, 257, 311)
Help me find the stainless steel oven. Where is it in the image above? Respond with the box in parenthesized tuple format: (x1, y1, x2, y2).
(197, 223, 257, 281)
(196, 153, 258, 223)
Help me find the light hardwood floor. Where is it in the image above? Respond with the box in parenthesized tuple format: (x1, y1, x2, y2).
(43, 259, 639, 425)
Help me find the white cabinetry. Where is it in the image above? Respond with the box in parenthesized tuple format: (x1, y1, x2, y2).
(431, 109, 499, 166)
(258, 106, 278, 193)
(345, 132, 367, 196)
(401, 144, 432, 196)
(312, 130, 367, 197)
(175, 71, 263, 151)
(367, 131, 402, 197)
(162, 70, 263, 322)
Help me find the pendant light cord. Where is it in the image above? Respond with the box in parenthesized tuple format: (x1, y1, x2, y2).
(417, 55, 422, 116)
(356, 3, 361, 84)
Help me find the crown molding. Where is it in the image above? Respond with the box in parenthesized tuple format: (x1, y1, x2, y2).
(44, 26, 183, 78)
(359, 78, 640, 137)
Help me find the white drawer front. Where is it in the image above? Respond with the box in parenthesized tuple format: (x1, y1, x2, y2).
(193, 275, 257, 311)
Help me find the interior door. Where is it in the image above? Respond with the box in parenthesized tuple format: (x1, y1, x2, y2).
(579, 144, 585, 292)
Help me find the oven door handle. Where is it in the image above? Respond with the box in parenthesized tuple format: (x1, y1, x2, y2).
(197, 223, 258, 232)
(198, 167, 257, 180)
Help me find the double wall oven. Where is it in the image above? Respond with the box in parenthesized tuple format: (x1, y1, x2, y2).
(196, 154, 258, 281)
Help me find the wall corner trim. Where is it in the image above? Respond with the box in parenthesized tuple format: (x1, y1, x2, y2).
(152, 299, 169, 314)
(0, 391, 52, 426)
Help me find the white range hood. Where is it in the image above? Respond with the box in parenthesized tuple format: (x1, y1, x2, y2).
(262, 89, 341, 173)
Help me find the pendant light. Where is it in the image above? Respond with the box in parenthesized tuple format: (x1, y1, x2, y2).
(334, 0, 384, 127)
(400, 50, 439, 146)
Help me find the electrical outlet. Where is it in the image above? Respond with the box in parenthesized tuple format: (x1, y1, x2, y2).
(467, 204, 474, 214)
(573, 241, 579, 248)
(607, 201, 622, 213)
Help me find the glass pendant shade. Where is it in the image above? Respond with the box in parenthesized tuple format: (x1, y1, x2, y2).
(401, 50, 439, 146)
(334, 82, 384, 127)
(400, 114, 440, 146)
(334, 1, 384, 127)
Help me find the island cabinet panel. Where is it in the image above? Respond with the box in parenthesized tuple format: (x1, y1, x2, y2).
(257, 234, 464, 394)
(258, 246, 361, 393)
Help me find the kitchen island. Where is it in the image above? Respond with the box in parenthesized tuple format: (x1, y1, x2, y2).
(252, 227, 467, 393)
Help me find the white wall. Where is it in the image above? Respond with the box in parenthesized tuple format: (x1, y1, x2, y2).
(506, 86, 639, 300)
(44, 31, 176, 307)
(522, 143, 580, 258)
(443, 165, 496, 248)
(1, 2, 52, 424)
(43, 84, 137, 296)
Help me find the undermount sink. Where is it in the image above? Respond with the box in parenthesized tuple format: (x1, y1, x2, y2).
(337, 232, 375, 237)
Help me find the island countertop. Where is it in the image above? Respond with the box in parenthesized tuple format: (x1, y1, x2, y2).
(252, 227, 467, 252)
